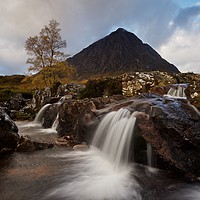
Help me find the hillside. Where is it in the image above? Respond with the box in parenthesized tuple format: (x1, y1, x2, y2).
(67, 28, 180, 78)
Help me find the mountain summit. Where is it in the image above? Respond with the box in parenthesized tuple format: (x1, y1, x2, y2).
(67, 28, 180, 77)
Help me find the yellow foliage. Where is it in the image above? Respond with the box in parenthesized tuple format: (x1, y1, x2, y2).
(22, 62, 76, 90)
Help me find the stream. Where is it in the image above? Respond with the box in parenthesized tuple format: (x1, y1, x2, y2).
(1, 119, 200, 200)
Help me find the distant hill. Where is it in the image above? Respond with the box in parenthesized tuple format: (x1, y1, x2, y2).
(0, 75, 25, 88)
(67, 28, 180, 78)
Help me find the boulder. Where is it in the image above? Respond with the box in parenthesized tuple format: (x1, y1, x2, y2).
(0, 107, 19, 154)
(73, 143, 90, 151)
(130, 96, 200, 179)
(42, 103, 59, 128)
(56, 96, 127, 142)
(9, 93, 24, 110)
(16, 136, 54, 152)
(71, 94, 199, 179)
(33, 87, 52, 109)
(55, 135, 79, 148)
(57, 99, 99, 142)
(56, 83, 85, 98)
(121, 72, 200, 110)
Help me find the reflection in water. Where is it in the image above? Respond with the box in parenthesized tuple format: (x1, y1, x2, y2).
(1, 122, 200, 200)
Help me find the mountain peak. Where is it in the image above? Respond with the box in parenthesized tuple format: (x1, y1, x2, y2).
(116, 28, 127, 32)
(67, 29, 180, 78)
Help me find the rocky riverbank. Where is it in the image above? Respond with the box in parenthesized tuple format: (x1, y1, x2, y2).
(0, 71, 199, 180)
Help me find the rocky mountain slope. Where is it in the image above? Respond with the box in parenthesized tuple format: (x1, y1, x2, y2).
(67, 28, 180, 78)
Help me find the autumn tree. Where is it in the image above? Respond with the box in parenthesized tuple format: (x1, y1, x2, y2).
(25, 19, 74, 87)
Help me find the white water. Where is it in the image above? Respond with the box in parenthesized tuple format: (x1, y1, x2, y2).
(16, 121, 58, 143)
(14, 106, 200, 200)
(51, 113, 59, 130)
(164, 84, 187, 99)
(58, 96, 66, 104)
(46, 108, 142, 200)
(18, 102, 58, 137)
(47, 148, 141, 200)
(32, 96, 66, 131)
(34, 103, 51, 124)
(92, 108, 137, 168)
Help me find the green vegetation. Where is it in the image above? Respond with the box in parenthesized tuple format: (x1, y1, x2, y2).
(0, 75, 25, 85)
(0, 75, 33, 102)
(0, 89, 14, 102)
(80, 77, 122, 98)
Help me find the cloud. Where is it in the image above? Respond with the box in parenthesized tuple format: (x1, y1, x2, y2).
(159, 29, 200, 73)
(174, 5, 200, 29)
(158, 4, 200, 73)
(0, 0, 199, 74)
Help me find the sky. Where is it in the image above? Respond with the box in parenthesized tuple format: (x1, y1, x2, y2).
(0, 0, 200, 75)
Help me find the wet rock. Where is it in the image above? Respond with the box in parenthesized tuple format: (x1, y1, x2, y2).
(73, 143, 90, 151)
(55, 135, 80, 148)
(56, 96, 127, 142)
(121, 72, 200, 108)
(81, 94, 199, 178)
(42, 103, 59, 128)
(130, 97, 200, 178)
(16, 136, 54, 152)
(57, 99, 99, 142)
(0, 107, 19, 154)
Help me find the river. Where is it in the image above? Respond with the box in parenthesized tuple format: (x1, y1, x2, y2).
(1, 119, 200, 200)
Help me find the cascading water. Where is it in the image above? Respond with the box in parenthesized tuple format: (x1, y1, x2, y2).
(46, 108, 142, 200)
(33, 96, 66, 129)
(92, 108, 137, 168)
(147, 143, 153, 167)
(58, 96, 66, 104)
(49, 96, 66, 130)
(17, 97, 65, 139)
(33, 103, 51, 124)
(164, 83, 188, 99)
(51, 113, 59, 130)
(4, 105, 200, 200)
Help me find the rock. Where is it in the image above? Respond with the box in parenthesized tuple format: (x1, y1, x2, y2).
(56, 83, 85, 98)
(33, 87, 52, 109)
(75, 94, 199, 178)
(130, 96, 200, 178)
(42, 103, 59, 128)
(121, 71, 176, 96)
(9, 93, 25, 110)
(16, 136, 54, 152)
(56, 96, 127, 142)
(0, 107, 19, 154)
(57, 99, 99, 142)
(73, 143, 90, 151)
(55, 136, 80, 148)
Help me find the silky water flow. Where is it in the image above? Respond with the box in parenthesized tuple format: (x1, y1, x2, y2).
(47, 108, 142, 200)
(1, 103, 200, 200)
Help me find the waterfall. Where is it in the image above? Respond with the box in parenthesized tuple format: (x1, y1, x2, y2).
(92, 108, 137, 168)
(147, 143, 153, 167)
(58, 96, 66, 104)
(48, 108, 142, 200)
(34, 104, 51, 124)
(164, 84, 188, 99)
(33, 96, 66, 128)
(51, 113, 59, 130)
(50, 96, 66, 129)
